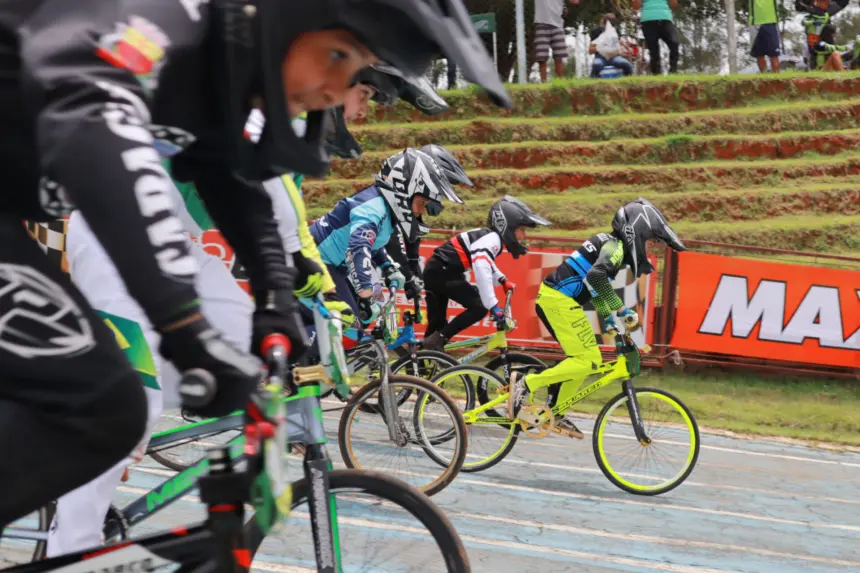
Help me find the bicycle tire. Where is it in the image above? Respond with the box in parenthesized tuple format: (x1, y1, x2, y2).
(431, 365, 520, 473)
(147, 450, 188, 473)
(484, 353, 546, 380)
(338, 375, 467, 496)
(593, 386, 700, 496)
(391, 350, 463, 409)
(147, 426, 242, 473)
(31, 503, 52, 561)
(247, 469, 470, 572)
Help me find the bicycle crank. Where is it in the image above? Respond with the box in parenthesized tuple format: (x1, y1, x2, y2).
(518, 405, 555, 438)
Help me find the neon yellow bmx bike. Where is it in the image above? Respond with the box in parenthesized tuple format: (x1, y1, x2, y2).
(430, 332, 700, 496)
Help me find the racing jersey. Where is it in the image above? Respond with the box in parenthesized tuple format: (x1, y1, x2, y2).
(310, 186, 396, 292)
(0, 1, 290, 327)
(542, 232, 626, 317)
(429, 228, 507, 310)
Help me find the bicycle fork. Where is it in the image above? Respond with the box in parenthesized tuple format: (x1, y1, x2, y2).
(304, 446, 343, 573)
(622, 380, 651, 445)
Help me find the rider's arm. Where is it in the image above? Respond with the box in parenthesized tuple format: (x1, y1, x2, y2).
(175, 150, 293, 293)
(21, 5, 202, 327)
(263, 174, 335, 293)
(585, 240, 625, 317)
(469, 233, 503, 309)
(385, 230, 415, 282)
(346, 202, 384, 293)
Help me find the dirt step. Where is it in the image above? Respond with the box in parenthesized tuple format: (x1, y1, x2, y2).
(359, 73, 860, 124)
(352, 99, 860, 151)
(331, 129, 860, 179)
(426, 187, 860, 233)
(304, 154, 860, 201)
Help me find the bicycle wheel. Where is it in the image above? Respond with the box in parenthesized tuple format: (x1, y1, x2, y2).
(593, 386, 700, 496)
(431, 365, 520, 473)
(485, 353, 546, 380)
(1, 503, 52, 564)
(249, 469, 470, 572)
(148, 410, 242, 472)
(391, 350, 458, 382)
(339, 375, 467, 496)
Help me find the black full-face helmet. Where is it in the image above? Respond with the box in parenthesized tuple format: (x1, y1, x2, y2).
(213, 0, 510, 182)
(420, 144, 473, 187)
(611, 198, 687, 277)
(487, 196, 551, 259)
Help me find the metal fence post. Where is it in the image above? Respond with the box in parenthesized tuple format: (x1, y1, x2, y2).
(515, 0, 527, 83)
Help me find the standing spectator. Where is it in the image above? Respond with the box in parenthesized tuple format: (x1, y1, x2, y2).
(534, 0, 577, 82)
(750, 0, 781, 72)
(447, 61, 458, 90)
(633, 0, 680, 74)
(589, 13, 634, 77)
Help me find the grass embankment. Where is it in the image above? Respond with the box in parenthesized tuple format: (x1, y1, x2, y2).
(565, 370, 860, 447)
(352, 99, 860, 151)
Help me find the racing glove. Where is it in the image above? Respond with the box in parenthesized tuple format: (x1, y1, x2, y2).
(323, 291, 354, 318)
(500, 277, 516, 294)
(159, 314, 262, 418)
(293, 251, 325, 298)
(602, 314, 619, 335)
(490, 305, 506, 327)
(404, 275, 424, 301)
(617, 307, 640, 330)
(252, 288, 310, 361)
(381, 262, 406, 290)
(358, 295, 382, 326)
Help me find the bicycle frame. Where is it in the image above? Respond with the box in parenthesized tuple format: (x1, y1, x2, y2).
(462, 333, 649, 442)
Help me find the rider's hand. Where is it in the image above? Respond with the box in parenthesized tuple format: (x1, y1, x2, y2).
(404, 276, 424, 301)
(618, 307, 640, 330)
(159, 314, 262, 418)
(490, 304, 506, 326)
(252, 288, 310, 361)
(293, 252, 325, 298)
(358, 295, 382, 325)
(602, 314, 619, 335)
(382, 263, 406, 290)
(323, 291, 354, 317)
(500, 278, 516, 294)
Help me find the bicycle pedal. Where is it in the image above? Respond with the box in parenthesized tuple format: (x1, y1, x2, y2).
(551, 425, 584, 440)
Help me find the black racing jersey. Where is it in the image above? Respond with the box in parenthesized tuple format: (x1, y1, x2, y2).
(429, 228, 506, 309)
(0, 0, 289, 327)
(543, 232, 626, 316)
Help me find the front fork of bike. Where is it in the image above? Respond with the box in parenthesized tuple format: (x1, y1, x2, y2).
(622, 379, 651, 445)
(304, 445, 342, 573)
(378, 342, 406, 446)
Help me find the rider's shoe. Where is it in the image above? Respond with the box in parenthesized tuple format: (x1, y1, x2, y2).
(422, 331, 447, 351)
(556, 415, 584, 439)
(508, 373, 529, 418)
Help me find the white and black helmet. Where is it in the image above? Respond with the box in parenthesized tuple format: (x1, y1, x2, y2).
(420, 144, 473, 187)
(611, 198, 687, 277)
(487, 196, 551, 259)
(376, 148, 464, 242)
(357, 63, 450, 115)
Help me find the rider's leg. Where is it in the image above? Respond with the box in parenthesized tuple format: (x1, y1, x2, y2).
(437, 279, 486, 341)
(0, 216, 147, 528)
(522, 285, 602, 408)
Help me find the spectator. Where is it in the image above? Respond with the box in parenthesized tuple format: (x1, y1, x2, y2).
(447, 61, 457, 90)
(749, 0, 781, 72)
(801, 0, 850, 68)
(808, 23, 850, 70)
(534, 0, 577, 82)
(589, 13, 634, 77)
(633, 0, 680, 74)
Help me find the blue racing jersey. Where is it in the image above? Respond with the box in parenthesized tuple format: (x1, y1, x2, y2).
(310, 185, 395, 291)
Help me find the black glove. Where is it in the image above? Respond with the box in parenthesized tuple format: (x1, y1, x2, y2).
(159, 315, 262, 418)
(404, 276, 424, 301)
(253, 288, 310, 361)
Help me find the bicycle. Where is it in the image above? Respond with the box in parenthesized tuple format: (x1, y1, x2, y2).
(428, 332, 700, 495)
(1, 334, 471, 572)
(336, 287, 468, 496)
(136, 294, 467, 497)
(391, 289, 546, 384)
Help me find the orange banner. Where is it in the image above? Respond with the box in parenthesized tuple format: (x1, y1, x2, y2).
(671, 252, 860, 368)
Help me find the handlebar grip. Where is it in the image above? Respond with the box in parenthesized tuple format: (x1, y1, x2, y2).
(261, 333, 291, 358)
(179, 368, 217, 409)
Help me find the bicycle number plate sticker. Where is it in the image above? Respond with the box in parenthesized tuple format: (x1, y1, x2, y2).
(54, 544, 178, 573)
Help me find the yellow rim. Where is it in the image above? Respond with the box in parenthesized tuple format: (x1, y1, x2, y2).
(596, 391, 697, 493)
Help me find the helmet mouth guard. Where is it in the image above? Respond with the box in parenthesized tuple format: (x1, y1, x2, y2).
(424, 198, 445, 217)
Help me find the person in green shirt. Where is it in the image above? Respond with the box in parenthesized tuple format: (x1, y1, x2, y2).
(749, 0, 781, 72)
(633, 0, 680, 74)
